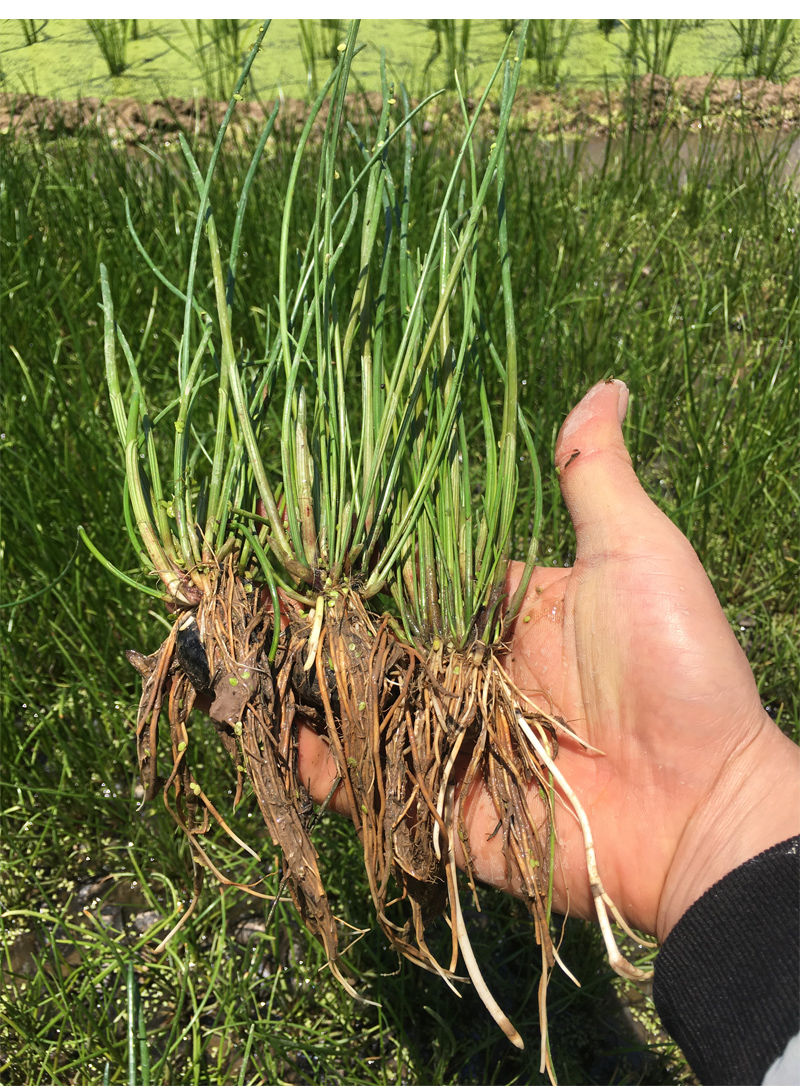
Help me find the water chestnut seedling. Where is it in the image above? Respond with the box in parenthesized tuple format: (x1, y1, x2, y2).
(89, 19, 649, 1082)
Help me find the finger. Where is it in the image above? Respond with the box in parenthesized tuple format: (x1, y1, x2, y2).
(555, 378, 759, 718)
(556, 379, 652, 547)
(555, 378, 630, 470)
(555, 379, 694, 568)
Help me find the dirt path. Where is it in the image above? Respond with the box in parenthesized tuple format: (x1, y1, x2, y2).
(2, 74, 799, 145)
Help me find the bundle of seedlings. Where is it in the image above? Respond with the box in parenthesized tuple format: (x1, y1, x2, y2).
(84, 20, 650, 1081)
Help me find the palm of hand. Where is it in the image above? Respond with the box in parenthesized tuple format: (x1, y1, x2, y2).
(495, 522, 766, 939)
(462, 381, 775, 938)
(298, 381, 796, 942)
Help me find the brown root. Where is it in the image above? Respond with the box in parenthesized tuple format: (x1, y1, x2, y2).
(307, 589, 560, 1060)
(126, 565, 645, 1077)
(127, 557, 343, 979)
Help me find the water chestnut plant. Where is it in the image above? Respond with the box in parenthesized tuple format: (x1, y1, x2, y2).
(85, 19, 650, 1081)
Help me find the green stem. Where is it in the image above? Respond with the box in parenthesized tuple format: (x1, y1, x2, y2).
(78, 527, 167, 601)
(204, 207, 306, 580)
(99, 264, 127, 448)
(173, 323, 213, 569)
(236, 524, 283, 662)
(178, 20, 271, 389)
(352, 38, 513, 559)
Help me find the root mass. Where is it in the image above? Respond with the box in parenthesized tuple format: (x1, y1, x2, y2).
(127, 560, 581, 1061)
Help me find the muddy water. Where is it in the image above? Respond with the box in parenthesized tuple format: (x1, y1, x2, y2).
(4, 87, 796, 202)
(545, 128, 800, 189)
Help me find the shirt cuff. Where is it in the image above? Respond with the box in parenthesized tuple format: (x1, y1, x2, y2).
(653, 836, 799, 1085)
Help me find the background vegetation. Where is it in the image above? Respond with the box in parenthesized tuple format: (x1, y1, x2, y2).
(1, 18, 798, 102)
(1, 23, 798, 1086)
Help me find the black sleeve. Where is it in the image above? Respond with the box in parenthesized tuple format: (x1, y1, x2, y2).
(652, 836, 799, 1085)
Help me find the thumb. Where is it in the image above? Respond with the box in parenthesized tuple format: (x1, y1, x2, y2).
(555, 380, 750, 703)
(555, 379, 663, 558)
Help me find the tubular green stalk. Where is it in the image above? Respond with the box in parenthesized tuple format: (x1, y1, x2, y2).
(178, 21, 271, 390)
(100, 264, 130, 449)
(294, 388, 317, 566)
(278, 67, 342, 382)
(350, 41, 515, 562)
(275, 64, 343, 566)
(124, 196, 201, 316)
(122, 392, 185, 602)
(115, 324, 180, 569)
(228, 99, 281, 296)
(492, 65, 521, 596)
(202, 185, 305, 581)
(172, 322, 214, 570)
(235, 523, 283, 662)
(77, 527, 166, 601)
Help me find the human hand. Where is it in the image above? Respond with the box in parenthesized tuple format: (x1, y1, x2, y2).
(297, 379, 800, 941)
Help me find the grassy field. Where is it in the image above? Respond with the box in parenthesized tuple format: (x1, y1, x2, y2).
(1, 18, 798, 103)
(1, 27, 798, 1086)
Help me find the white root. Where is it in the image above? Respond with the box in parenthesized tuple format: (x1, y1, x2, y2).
(433, 727, 467, 861)
(551, 942, 581, 988)
(516, 713, 655, 982)
(422, 942, 465, 998)
(537, 941, 551, 1079)
(327, 958, 381, 1007)
(445, 786, 525, 1050)
(303, 593, 325, 672)
(155, 856, 202, 954)
(495, 658, 605, 754)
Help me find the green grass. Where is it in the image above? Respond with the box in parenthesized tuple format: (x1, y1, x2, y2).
(1, 73, 797, 1084)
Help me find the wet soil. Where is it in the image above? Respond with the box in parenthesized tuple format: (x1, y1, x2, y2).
(2, 73, 799, 146)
